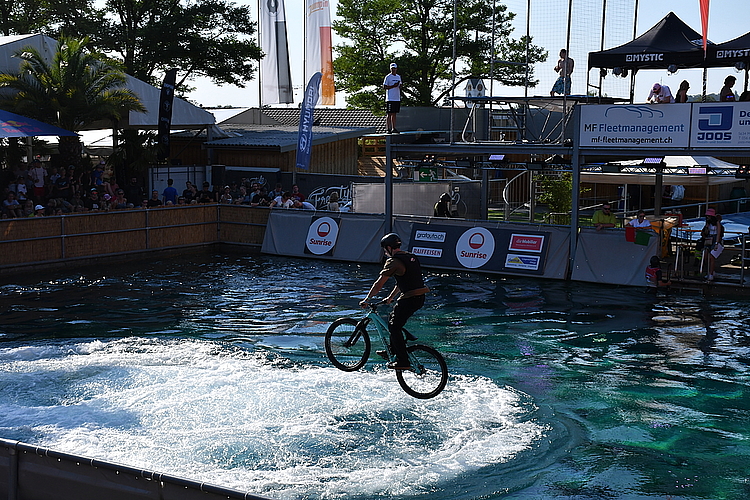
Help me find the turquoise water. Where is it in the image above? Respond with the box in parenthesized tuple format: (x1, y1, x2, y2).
(1, 252, 749, 499)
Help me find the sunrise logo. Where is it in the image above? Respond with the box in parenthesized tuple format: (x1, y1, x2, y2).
(456, 227, 495, 268)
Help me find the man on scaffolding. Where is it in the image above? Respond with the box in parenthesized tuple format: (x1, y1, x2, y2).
(550, 49, 574, 97)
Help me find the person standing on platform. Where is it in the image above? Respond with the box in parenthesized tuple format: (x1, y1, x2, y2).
(720, 76, 736, 102)
(383, 63, 402, 134)
(434, 192, 453, 217)
(550, 49, 574, 97)
(675, 80, 690, 103)
(647, 83, 674, 103)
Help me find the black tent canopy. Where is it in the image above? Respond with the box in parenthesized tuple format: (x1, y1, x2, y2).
(708, 32, 750, 67)
(588, 12, 708, 71)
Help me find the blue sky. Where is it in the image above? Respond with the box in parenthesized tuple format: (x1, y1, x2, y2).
(189, 1, 748, 108)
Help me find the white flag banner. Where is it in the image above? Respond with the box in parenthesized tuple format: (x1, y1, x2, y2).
(305, 0, 335, 105)
(260, 0, 293, 104)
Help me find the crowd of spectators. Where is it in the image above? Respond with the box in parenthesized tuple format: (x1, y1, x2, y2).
(2, 161, 343, 219)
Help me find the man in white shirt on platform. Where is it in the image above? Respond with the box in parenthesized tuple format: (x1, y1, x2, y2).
(647, 83, 674, 104)
(383, 63, 402, 134)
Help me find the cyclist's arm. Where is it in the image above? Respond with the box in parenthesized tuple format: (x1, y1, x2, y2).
(385, 285, 400, 304)
(360, 274, 390, 306)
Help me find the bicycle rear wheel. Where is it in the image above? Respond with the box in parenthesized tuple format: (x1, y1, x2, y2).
(396, 345, 448, 399)
(325, 318, 370, 372)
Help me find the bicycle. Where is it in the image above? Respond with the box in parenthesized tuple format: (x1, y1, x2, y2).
(324, 300, 448, 399)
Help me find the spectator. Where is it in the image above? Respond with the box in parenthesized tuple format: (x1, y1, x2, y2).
(112, 189, 129, 209)
(197, 182, 215, 203)
(22, 199, 35, 217)
(82, 188, 102, 211)
(251, 187, 272, 207)
(700, 208, 724, 281)
(291, 184, 306, 202)
(628, 210, 652, 230)
(53, 168, 73, 201)
(328, 191, 340, 212)
(31, 204, 45, 217)
(236, 186, 251, 204)
(29, 159, 47, 201)
(123, 177, 145, 207)
(177, 196, 188, 206)
(720, 76, 736, 102)
(219, 186, 233, 204)
(147, 190, 163, 207)
(182, 181, 197, 203)
(90, 161, 105, 186)
(740, 90, 750, 102)
(2, 191, 23, 218)
(592, 203, 616, 231)
(292, 199, 316, 210)
(645, 256, 671, 289)
(269, 183, 284, 200)
(162, 178, 178, 205)
(15, 176, 29, 203)
(48, 167, 61, 186)
(269, 191, 293, 208)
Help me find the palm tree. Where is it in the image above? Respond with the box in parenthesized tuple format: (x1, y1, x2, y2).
(0, 36, 146, 167)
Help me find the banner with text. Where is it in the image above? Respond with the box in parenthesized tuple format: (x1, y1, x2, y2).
(408, 224, 550, 275)
(580, 105, 691, 148)
(690, 102, 750, 148)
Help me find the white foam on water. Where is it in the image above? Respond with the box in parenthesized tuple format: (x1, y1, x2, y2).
(0, 338, 546, 499)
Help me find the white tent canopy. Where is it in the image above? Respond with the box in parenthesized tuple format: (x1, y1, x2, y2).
(0, 34, 215, 130)
(582, 156, 742, 186)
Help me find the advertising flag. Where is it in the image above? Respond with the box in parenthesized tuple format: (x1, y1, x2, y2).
(296, 72, 322, 171)
(700, 0, 710, 52)
(157, 68, 177, 162)
(306, 0, 335, 105)
(260, 0, 294, 104)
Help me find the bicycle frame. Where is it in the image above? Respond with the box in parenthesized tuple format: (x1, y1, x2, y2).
(356, 306, 396, 362)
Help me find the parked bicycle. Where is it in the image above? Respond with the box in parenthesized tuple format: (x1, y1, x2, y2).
(325, 300, 448, 399)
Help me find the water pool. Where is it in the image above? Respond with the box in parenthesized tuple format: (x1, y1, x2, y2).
(1, 252, 749, 499)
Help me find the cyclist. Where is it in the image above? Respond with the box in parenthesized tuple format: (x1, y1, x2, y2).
(359, 233, 429, 369)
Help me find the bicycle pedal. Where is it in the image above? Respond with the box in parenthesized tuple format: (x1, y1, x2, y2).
(376, 350, 389, 360)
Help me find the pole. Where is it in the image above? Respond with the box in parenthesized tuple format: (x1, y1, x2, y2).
(449, 0, 457, 144)
(569, 105, 582, 280)
(385, 134, 393, 233)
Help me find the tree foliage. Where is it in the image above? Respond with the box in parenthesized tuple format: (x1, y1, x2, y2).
(333, 0, 547, 111)
(94, 0, 262, 90)
(0, 36, 145, 166)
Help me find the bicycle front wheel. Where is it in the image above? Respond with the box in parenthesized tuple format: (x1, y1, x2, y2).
(325, 318, 371, 372)
(396, 345, 448, 399)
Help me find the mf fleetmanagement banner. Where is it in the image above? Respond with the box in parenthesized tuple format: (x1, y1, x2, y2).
(408, 224, 549, 275)
(580, 103, 750, 149)
(579, 104, 691, 148)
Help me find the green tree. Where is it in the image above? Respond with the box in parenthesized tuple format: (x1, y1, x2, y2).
(333, 0, 546, 111)
(0, 36, 146, 167)
(94, 0, 262, 91)
(0, 0, 105, 38)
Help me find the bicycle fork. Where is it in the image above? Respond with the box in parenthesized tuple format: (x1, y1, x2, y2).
(344, 317, 370, 348)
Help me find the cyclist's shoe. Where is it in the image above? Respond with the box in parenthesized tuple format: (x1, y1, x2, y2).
(376, 350, 389, 360)
(387, 361, 411, 370)
(403, 329, 418, 342)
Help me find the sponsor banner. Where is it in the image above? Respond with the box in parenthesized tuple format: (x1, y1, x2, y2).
(413, 229, 446, 243)
(409, 223, 549, 275)
(456, 227, 495, 269)
(505, 253, 541, 271)
(580, 105, 691, 148)
(306, 0, 335, 105)
(157, 68, 177, 161)
(296, 72, 322, 170)
(260, 0, 294, 104)
(305, 216, 339, 255)
(690, 102, 750, 148)
(412, 246, 443, 258)
(509, 233, 544, 253)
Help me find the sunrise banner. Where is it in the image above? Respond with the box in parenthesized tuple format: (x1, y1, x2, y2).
(260, 0, 293, 104)
(305, 0, 335, 105)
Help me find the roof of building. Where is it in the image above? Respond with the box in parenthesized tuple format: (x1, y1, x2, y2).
(212, 107, 386, 133)
(188, 124, 375, 152)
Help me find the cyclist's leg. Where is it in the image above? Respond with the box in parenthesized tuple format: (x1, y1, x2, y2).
(388, 295, 425, 366)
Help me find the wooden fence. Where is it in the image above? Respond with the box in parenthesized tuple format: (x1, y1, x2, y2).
(0, 204, 270, 271)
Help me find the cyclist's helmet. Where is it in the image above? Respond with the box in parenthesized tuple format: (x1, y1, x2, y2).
(380, 232, 402, 249)
(440, 192, 451, 202)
